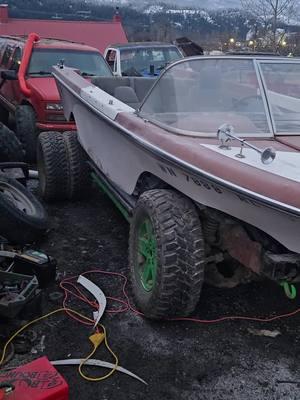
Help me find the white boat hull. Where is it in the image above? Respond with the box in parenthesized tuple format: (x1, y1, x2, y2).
(69, 97, 300, 254)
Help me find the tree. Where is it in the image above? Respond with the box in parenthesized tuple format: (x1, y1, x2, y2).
(241, 0, 298, 51)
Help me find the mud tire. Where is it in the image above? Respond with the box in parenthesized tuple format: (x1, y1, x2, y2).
(63, 131, 89, 199)
(15, 105, 37, 163)
(0, 122, 24, 162)
(129, 189, 205, 319)
(0, 176, 48, 244)
(0, 104, 9, 125)
(37, 131, 69, 202)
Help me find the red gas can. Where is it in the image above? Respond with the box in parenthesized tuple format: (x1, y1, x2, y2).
(0, 357, 69, 400)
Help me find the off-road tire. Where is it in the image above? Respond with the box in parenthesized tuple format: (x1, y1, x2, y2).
(0, 122, 24, 162)
(15, 105, 37, 163)
(63, 131, 89, 199)
(0, 104, 9, 125)
(37, 131, 69, 201)
(129, 189, 205, 319)
(0, 176, 48, 244)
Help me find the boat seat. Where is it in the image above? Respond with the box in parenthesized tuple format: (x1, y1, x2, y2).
(113, 86, 140, 109)
(91, 77, 131, 96)
(92, 76, 155, 106)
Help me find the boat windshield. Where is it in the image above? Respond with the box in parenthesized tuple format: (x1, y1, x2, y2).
(120, 46, 182, 77)
(140, 58, 271, 136)
(28, 49, 112, 77)
(260, 62, 300, 134)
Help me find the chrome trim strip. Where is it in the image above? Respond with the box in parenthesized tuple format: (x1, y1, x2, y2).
(257, 59, 300, 136)
(137, 113, 273, 138)
(254, 59, 275, 135)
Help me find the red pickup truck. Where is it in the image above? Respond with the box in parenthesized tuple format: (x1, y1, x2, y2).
(0, 33, 112, 161)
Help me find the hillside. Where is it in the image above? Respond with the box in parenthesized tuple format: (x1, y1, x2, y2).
(4, 0, 300, 53)
(95, 0, 242, 9)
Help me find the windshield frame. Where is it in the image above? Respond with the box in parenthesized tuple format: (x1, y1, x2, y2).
(256, 58, 300, 136)
(138, 56, 300, 138)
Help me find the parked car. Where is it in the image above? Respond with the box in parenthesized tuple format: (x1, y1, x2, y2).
(0, 33, 112, 161)
(104, 42, 183, 77)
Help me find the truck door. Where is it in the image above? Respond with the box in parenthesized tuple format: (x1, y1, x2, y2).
(6, 47, 22, 106)
(105, 49, 118, 76)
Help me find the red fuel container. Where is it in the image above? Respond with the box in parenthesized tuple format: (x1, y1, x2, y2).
(0, 357, 69, 400)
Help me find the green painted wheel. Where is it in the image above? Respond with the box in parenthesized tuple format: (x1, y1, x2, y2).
(129, 189, 206, 319)
(138, 217, 157, 292)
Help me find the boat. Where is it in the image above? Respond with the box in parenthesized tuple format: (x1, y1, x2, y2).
(39, 56, 300, 318)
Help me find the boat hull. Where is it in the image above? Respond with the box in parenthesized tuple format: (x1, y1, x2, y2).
(56, 75, 300, 255)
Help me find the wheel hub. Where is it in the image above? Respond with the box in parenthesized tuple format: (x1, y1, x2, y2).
(0, 182, 35, 216)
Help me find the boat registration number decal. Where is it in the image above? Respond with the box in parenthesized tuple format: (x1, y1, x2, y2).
(158, 163, 261, 207)
(158, 163, 223, 194)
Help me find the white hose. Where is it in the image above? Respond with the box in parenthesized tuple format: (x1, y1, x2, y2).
(51, 359, 147, 385)
(77, 275, 106, 328)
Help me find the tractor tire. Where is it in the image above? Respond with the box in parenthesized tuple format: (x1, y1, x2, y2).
(63, 131, 89, 200)
(0, 176, 48, 244)
(37, 131, 69, 202)
(129, 189, 205, 319)
(0, 122, 24, 162)
(15, 105, 37, 163)
(0, 104, 9, 125)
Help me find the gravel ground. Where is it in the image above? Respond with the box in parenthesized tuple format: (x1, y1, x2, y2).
(2, 185, 300, 400)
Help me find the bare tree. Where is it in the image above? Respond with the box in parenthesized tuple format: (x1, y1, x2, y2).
(241, 0, 297, 51)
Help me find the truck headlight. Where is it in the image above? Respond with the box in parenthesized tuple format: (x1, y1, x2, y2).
(46, 103, 63, 111)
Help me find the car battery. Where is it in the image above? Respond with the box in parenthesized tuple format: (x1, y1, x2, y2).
(12, 250, 57, 288)
(0, 357, 69, 400)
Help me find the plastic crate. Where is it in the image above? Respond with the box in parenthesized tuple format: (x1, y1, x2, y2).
(0, 271, 38, 318)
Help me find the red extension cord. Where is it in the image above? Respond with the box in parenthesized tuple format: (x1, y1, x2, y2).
(59, 269, 300, 325)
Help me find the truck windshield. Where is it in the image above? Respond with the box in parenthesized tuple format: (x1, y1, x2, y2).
(120, 47, 182, 76)
(28, 49, 112, 77)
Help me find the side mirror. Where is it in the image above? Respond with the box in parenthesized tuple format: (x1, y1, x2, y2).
(1, 70, 17, 80)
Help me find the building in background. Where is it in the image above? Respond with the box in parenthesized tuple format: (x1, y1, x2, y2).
(0, 4, 127, 54)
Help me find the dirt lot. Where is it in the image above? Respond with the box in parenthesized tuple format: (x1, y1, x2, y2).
(3, 184, 300, 400)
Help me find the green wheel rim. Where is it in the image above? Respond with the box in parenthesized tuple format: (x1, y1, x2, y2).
(137, 217, 157, 292)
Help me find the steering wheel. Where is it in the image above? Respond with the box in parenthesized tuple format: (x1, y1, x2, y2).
(232, 95, 264, 112)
